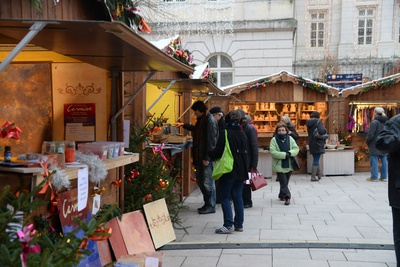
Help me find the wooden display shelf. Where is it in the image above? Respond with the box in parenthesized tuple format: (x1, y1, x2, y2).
(254, 119, 278, 122)
(0, 154, 139, 186)
(254, 109, 277, 112)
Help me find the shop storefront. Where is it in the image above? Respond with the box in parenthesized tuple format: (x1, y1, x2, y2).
(220, 71, 341, 174)
(341, 74, 400, 172)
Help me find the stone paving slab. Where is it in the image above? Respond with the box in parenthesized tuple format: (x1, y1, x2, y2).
(160, 173, 396, 266)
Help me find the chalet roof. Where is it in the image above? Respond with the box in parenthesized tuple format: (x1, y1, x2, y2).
(221, 70, 340, 97)
(0, 19, 193, 74)
(340, 72, 400, 97)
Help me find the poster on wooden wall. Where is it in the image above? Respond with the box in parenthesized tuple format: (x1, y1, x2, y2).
(64, 103, 96, 141)
(143, 198, 176, 249)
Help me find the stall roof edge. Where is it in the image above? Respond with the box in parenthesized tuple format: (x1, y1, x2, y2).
(221, 70, 340, 97)
(340, 72, 400, 97)
(148, 78, 227, 95)
(0, 19, 194, 74)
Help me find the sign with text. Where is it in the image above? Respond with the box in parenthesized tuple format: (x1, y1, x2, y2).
(143, 198, 176, 249)
(57, 188, 101, 267)
(64, 103, 96, 141)
(326, 73, 362, 90)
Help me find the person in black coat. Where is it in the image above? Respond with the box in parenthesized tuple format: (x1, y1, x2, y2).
(306, 111, 327, 181)
(376, 113, 400, 265)
(209, 110, 250, 234)
(176, 101, 218, 214)
(238, 109, 258, 208)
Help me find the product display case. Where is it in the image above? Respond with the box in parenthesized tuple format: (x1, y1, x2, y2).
(232, 101, 328, 136)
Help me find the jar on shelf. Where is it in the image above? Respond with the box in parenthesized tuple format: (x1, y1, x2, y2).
(65, 141, 75, 163)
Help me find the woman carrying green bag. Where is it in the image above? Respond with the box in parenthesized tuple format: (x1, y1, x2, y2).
(209, 110, 250, 234)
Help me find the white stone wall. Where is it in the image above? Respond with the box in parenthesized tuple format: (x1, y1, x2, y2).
(294, 0, 400, 80)
(141, 0, 296, 84)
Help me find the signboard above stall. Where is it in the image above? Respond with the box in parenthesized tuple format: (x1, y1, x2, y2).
(326, 73, 363, 90)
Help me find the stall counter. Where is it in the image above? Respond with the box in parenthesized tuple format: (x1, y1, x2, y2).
(307, 149, 354, 176)
(258, 149, 272, 178)
(0, 154, 139, 186)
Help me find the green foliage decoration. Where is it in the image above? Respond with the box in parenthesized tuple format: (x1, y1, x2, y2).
(0, 183, 122, 267)
(124, 116, 189, 233)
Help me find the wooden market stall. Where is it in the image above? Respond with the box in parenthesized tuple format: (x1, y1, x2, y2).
(0, 1, 194, 206)
(340, 73, 400, 172)
(148, 77, 227, 195)
(219, 71, 346, 175)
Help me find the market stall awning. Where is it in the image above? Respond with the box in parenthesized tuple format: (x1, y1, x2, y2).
(0, 19, 194, 74)
(149, 79, 227, 95)
(222, 70, 340, 97)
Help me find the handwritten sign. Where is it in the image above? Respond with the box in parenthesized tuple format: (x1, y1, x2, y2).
(77, 167, 89, 212)
(143, 198, 176, 249)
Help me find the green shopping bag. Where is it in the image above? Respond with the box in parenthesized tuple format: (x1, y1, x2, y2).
(212, 130, 234, 180)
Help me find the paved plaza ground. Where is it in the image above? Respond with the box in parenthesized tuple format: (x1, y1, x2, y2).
(159, 172, 396, 267)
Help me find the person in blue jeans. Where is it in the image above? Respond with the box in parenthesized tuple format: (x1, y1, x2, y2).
(209, 110, 250, 233)
(306, 111, 327, 181)
(366, 107, 388, 182)
(176, 101, 218, 214)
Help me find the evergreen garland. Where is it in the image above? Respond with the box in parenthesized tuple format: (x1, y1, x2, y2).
(360, 78, 397, 94)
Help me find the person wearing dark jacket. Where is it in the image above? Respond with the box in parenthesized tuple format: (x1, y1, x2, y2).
(376, 113, 400, 265)
(306, 111, 327, 181)
(238, 109, 258, 208)
(209, 110, 250, 233)
(176, 101, 218, 214)
(210, 106, 225, 204)
(366, 107, 388, 182)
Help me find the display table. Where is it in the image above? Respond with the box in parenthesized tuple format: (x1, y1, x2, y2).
(258, 149, 272, 178)
(0, 153, 139, 186)
(307, 149, 354, 175)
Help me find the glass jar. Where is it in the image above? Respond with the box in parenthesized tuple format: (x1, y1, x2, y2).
(65, 141, 75, 163)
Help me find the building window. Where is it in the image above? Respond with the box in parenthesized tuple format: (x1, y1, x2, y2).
(310, 11, 325, 48)
(358, 8, 374, 45)
(207, 54, 234, 87)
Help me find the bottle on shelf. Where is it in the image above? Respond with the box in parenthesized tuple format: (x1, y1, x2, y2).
(4, 146, 11, 163)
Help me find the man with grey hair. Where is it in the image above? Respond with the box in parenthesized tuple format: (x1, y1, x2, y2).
(366, 107, 388, 182)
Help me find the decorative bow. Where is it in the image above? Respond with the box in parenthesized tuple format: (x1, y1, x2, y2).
(0, 121, 21, 139)
(152, 143, 168, 162)
(17, 224, 41, 267)
(80, 226, 112, 250)
(38, 156, 57, 202)
(112, 179, 122, 187)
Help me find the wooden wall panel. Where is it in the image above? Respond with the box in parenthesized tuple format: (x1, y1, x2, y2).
(347, 83, 400, 102)
(0, 63, 52, 155)
(0, 0, 108, 20)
